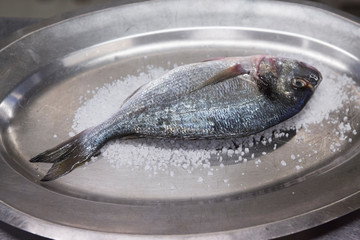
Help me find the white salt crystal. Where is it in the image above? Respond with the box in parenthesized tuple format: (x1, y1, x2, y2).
(227, 149, 234, 157)
(197, 177, 203, 183)
(281, 160, 287, 166)
(291, 154, 296, 160)
(330, 144, 336, 152)
(53, 134, 57, 138)
(295, 165, 303, 170)
(339, 122, 351, 132)
(68, 132, 75, 137)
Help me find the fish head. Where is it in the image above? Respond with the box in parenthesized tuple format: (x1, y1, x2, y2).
(256, 56, 322, 103)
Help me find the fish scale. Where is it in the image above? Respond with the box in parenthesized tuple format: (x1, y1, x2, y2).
(29, 55, 322, 181)
(120, 57, 255, 112)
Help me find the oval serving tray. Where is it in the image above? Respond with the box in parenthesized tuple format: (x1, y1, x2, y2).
(1, 0, 360, 239)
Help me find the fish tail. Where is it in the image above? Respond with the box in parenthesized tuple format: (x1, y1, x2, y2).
(30, 127, 107, 181)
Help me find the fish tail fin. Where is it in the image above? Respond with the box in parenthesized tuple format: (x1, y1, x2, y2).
(30, 127, 105, 181)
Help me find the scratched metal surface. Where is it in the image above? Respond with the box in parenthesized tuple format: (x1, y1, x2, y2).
(0, 0, 360, 239)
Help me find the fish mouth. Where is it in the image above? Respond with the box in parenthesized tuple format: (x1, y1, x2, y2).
(307, 82, 315, 92)
(298, 61, 323, 90)
(312, 70, 323, 90)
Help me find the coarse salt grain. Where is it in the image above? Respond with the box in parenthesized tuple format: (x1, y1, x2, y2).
(295, 165, 303, 170)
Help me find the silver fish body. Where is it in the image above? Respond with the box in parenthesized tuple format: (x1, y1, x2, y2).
(99, 56, 320, 138)
(30, 55, 322, 181)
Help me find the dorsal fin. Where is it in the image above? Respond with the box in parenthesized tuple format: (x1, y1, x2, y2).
(192, 64, 250, 93)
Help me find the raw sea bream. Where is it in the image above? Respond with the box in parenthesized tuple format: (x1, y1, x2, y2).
(30, 55, 322, 181)
(73, 57, 359, 183)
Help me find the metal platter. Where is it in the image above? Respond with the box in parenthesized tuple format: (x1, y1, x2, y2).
(1, 0, 360, 239)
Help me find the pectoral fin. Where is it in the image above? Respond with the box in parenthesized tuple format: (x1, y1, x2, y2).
(192, 64, 250, 92)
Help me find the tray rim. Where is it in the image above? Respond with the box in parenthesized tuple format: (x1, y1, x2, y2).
(1, 191, 359, 240)
(1, 0, 360, 51)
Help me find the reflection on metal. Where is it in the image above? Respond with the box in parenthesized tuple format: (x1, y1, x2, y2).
(0, 0, 360, 239)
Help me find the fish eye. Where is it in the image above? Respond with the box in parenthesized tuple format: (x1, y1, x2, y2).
(291, 78, 307, 89)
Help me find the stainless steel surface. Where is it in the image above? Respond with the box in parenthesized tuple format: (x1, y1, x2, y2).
(0, 0, 360, 239)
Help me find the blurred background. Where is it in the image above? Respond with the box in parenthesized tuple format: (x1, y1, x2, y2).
(0, 0, 359, 18)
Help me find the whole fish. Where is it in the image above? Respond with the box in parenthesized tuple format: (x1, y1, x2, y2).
(30, 55, 322, 181)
